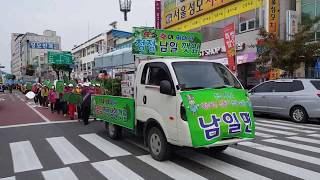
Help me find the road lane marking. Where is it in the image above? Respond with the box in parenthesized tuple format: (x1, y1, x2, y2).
(255, 132, 276, 138)
(308, 134, 320, 138)
(79, 133, 131, 157)
(137, 155, 207, 180)
(10, 141, 43, 173)
(256, 127, 297, 136)
(263, 139, 320, 154)
(256, 118, 320, 128)
(46, 137, 89, 165)
(286, 136, 320, 145)
(0, 177, 16, 180)
(255, 122, 316, 133)
(0, 120, 77, 129)
(224, 148, 320, 180)
(24, 99, 50, 122)
(240, 142, 320, 165)
(92, 159, 144, 180)
(179, 151, 270, 180)
(42, 167, 78, 180)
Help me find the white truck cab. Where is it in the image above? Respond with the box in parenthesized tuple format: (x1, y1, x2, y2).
(99, 58, 255, 161)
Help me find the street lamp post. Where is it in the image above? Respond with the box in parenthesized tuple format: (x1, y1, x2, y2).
(119, 0, 131, 21)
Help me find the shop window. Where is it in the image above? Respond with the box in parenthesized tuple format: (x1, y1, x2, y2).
(239, 19, 256, 33)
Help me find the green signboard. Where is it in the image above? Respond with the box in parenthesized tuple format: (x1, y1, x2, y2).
(180, 88, 255, 147)
(132, 27, 202, 58)
(91, 95, 135, 129)
(48, 51, 73, 64)
(26, 82, 32, 91)
(63, 93, 82, 105)
(56, 80, 64, 93)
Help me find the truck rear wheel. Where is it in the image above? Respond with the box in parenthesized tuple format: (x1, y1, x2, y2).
(105, 122, 122, 139)
(147, 127, 171, 161)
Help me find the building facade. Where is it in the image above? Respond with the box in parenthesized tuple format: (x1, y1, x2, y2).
(11, 30, 61, 81)
(71, 33, 108, 81)
(161, 0, 297, 88)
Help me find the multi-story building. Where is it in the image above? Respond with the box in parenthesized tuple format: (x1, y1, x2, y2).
(71, 33, 108, 81)
(161, 0, 297, 88)
(11, 30, 61, 81)
(72, 29, 132, 81)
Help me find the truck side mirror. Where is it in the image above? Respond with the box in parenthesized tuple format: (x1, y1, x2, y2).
(160, 80, 174, 96)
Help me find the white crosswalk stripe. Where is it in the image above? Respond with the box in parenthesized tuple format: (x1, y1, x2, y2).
(137, 155, 207, 180)
(286, 136, 320, 145)
(42, 167, 79, 180)
(223, 148, 320, 180)
(179, 151, 271, 180)
(308, 134, 320, 138)
(256, 127, 298, 135)
(0, 177, 15, 180)
(255, 122, 316, 133)
(255, 132, 276, 138)
(256, 118, 320, 129)
(240, 142, 320, 165)
(92, 159, 144, 180)
(46, 137, 89, 165)
(79, 133, 131, 157)
(263, 139, 320, 154)
(9, 141, 43, 173)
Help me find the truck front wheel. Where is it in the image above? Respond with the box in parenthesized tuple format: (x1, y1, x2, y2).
(105, 122, 122, 139)
(147, 127, 171, 161)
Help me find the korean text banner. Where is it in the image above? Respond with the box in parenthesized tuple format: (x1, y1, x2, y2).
(48, 51, 73, 65)
(180, 88, 255, 147)
(132, 27, 202, 58)
(162, 0, 236, 28)
(269, 0, 279, 37)
(223, 23, 236, 72)
(91, 95, 135, 129)
(168, 0, 262, 32)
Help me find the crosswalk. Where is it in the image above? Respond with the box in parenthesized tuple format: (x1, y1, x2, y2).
(1, 118, 320, 180)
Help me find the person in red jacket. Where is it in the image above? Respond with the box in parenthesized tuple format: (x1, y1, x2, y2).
(48, 86, 57, 113)
(67, 84, 76, 120)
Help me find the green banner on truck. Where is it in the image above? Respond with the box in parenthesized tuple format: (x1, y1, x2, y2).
(180, 88, 255, 147)
(91, 95, 135, 129)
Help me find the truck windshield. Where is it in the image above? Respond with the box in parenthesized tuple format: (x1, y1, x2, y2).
(172, 61, 242, 91)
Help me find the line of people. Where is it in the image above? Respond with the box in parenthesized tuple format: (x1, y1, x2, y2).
(31, 82, 102, 125)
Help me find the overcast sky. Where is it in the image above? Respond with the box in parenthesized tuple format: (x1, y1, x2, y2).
(0, 0, 155, 73)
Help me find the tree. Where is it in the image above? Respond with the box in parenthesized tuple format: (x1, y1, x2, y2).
(256, 17, 320, 77)
(26, 64, 35, 76)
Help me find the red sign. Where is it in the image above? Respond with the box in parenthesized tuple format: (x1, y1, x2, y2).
(223, 23, 236, 72)
(155, 0, 161, 29)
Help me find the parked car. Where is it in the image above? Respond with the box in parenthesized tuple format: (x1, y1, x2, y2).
(249, 79, 320, 123)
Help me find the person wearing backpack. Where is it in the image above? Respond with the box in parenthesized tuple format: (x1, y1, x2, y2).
(48, 86, 57, 113)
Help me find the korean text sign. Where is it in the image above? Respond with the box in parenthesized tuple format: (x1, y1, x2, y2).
(132, 27, 202, 58)
(180, 88, 255, 147)
(91, 95, 135, 129)
(223, 23, 236, 72)
(48, 51, 73, 65)
(162, 0, 236, 28)
(269, 0, 279, 37)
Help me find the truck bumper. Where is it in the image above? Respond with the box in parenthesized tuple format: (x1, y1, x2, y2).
(196, 137, 254, 148)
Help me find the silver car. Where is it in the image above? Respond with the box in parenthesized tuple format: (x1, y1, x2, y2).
(249, 79, 320, 122)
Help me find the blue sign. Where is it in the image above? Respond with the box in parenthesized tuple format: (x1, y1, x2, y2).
(315, 59, 320, 70)
(28, 42, 59, 50)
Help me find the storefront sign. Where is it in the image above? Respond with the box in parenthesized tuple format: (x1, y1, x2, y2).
(132, 27, 202, 58)
(168, 0, 262, 32)
(91, 95, 135, 129)
(163, 0, 177, 13)
(162, 0, 236, 29)
(268, 0, 279, 37)
(223, 23, 236, 72)
(200, 43, 246, 57)
(28, 42, 59, 50)
(155, 0, 162, 29)
(286, 10, 298, 40)
(180, 88, 255, 147)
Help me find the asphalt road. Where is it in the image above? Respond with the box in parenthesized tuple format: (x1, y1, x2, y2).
(1, 91, 320, 180)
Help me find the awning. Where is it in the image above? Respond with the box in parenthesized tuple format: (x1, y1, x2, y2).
(94, 47, 134, 69)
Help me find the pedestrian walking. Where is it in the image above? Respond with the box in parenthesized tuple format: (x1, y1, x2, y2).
(75, 84, 82, 119)
(81, 87, 92, 125)
(48, 86, 57, 113)
(67, 84, 76, 120)
(43, 86, 49, 108)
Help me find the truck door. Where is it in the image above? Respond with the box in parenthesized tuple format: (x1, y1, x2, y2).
(136, 62, 178, 142)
